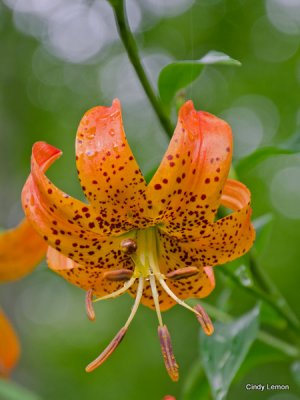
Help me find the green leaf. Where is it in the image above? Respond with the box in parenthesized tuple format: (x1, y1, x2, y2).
(201, 307, 260, 400)
(235, 147, 296, 176)
(0, 379, 41, 400)
(158, 51, 241, 113)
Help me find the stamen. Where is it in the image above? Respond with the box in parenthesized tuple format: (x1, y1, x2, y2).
(124, 276, 144, 329)
(194, 304, 214, 336)
(157, 274, 199, 316)
(86, 277, 144, 372)
(158, 325, 179, 382)
(93, 277, 136, 303)
(85, 327, 127, 372)
(166, 266, 199, 280)
(85, 289, 95, 321)
(149, 274, 163, 327)
(103, 269, 133, 281)
(120, 238, 137, 254)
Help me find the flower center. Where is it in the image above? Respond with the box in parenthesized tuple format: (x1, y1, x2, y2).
(85, 226, 214, 380)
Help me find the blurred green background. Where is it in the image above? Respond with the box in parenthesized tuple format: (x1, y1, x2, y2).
(1, 0, 300, 399)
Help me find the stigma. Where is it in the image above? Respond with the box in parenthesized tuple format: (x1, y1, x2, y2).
(84, 227, 214, 381)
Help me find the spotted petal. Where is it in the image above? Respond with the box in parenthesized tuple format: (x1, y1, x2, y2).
(0, 309, 20, 377)
(26, 141, 106, 235)
(0, 218, 46, 282)
(166, 266, 215, 303)
(158, 179, 255, 268)
(22, 143, 135, 270)
(76, 99, 151, 234)
(148, 100, 232, 239)
(47, 247, 134, 298)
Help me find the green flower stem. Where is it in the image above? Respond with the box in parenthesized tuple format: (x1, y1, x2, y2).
(198, 301, 300, 358)
(249, 249, 300, 329)
(108, 0, 174, 138)
(219, 266, 300, 336)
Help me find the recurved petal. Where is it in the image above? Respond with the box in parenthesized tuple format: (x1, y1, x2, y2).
(76, 99, 151, 234)
(23, 171, 136, 269)
(27, 141, 106, 235)
(0, 309, 20, 377)
(47, 247, 134, 298)
(163, 179, 255, 267)
(0, 218, 47, 282)
(147, 100, 232, 239)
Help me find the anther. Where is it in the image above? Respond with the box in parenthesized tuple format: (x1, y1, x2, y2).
(85, 327, 127, 372)
(158, 325, 179, 382)
(85, 289, 95, 321)
(120, 238, 137, 254)
(166, 266, 199, 280)
(103, 269, 133, 281)
(194, 304, 214, 336)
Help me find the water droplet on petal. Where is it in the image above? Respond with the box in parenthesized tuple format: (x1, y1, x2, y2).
(109, 129, 115, 137)
(86, 127, 96, 140)
(86, 150, 95, 158)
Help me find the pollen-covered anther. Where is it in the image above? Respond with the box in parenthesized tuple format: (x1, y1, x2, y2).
(194, 304, 214, 336)
(85, 327, 127, 372)
(120, 238, 137, 254)
(85, 289, 95, 321)
(166, 266, 199, 280)
(103, 269, 133, 281)
(158, 325, 179, 382)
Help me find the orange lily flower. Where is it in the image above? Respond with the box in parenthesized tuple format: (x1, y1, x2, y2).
(0, 220, 46, 376)
(21, 99, 255, 381)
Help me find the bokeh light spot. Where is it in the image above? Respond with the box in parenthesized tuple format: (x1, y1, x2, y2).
(271, 166, 300, 219)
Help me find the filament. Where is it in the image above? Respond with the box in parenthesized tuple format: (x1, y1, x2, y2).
(149, 274, 163, 327)
(93, 276, 136, 303)
(157, 274, 199, 316)
(124, 276, 144, 329)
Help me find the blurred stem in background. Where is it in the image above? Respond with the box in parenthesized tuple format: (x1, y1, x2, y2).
(107, 0, 300, 349)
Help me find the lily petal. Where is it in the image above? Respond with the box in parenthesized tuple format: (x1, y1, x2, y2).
(22, 143, 135, 269)
(0, 309, 20, 377)
(47, 247, 134, 298)
(148, 100, 232, 239)
(26, 141, 107, 235)
(156, 233, 216, 303)
(76, 99, 151, 234)
(167, 266, 215, 302)
(158, 179, 255, 268)
(0, 218, 46, 282)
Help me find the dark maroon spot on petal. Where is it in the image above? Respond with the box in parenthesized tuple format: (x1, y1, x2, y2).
(48, 188, 53, 194)
(154, 184, 162, 190)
